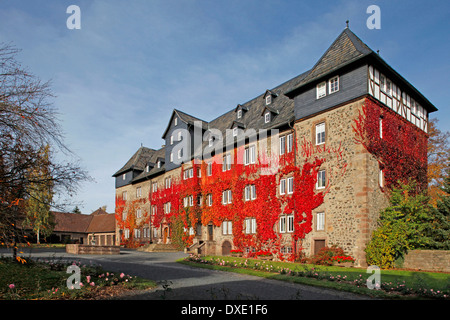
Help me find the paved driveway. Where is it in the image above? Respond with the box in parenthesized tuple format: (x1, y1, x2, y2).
(1, 247, 372, 300)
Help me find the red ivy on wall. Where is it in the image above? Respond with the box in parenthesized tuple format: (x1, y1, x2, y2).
(353, 97, 428, 193)
(145, 133, 347, 261)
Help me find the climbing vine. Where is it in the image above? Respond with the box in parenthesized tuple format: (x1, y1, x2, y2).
(353, 97, 428, 193)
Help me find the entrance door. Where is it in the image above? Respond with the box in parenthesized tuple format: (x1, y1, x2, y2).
(207, 224, 213, 241)
(222, 240, 232, 256)
(314, 239, 326, 255)
(163, 227, 169, 244)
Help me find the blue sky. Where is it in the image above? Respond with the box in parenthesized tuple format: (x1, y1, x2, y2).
(1, 0, 449, 213)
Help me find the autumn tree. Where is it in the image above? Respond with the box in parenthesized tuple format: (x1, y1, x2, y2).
(24, 145, 54, 244)
(427, 118, 450, 206)
(0, 43, 89, 258)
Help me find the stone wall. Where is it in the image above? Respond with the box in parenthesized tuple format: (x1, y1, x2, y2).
(403, 250, 450, 272)
(66, 244, 120, 255)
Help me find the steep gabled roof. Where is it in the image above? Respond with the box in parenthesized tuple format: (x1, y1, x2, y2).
(112, 146, 155, 177)
(286, 28, 373, 97)
(161, 109, 209, 139)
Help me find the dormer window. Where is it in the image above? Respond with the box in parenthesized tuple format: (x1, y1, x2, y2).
(157, 161, 161, 168)
(265, 112, 271, 123)
(329, 76, 339, 94)
(237, 109, 242, 119)
(174, 117, 178, 126)
(122, 173, 126, 180)
(170, 135, 173, 145)
(146, 165, 150, 172)
(265, 95, 272, 105)
(233, 127, 238, 137)
(317, 81, 326, 99)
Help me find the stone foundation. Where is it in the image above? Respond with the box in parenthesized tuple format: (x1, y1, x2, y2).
(66, 244, 120, 255)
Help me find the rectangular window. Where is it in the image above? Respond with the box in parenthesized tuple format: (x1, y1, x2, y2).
(265, 95, 272, 105)
(170, 135, 173, 145)
(152, 182, 157, 192)
(329, 76, 339, 93)
(316, 122, 325, 145)
(222, 154, 231, 172)
(122, 191, 127, 201)
(222, 190, 232, 204)
(287, 177, 294, 194)
(265, 112, 271, 123)
(136, 187, 142, 198)
(207, 162, 212, 176)
(244, 144, 256, 165)
(174, 117, 178, 126)
(233, 127, 238, 137)
(279, 135, 286, 155)
(122, 173, 126, 180)
(287, 215, 294, 233)
(136, 208, 142, 218)
(244, 185, 256, 201)
(207, 194, 213, 206)
(178, 131, 182, 141)
(316, 81, 326, 99)
(170, 152, 174, 162)
(287, 133, 293, 153)
(317, 170, 326, 189)
(280, 178, 286, 195)
(280, 216, 286, 233)
(222, 221, 232, 235)
(189, 195, 194, 207)
(245, 218, 256, 234)
(237, 109, 242, 119)
(379, 117, 383, 139)
(317, 212, 325, 231)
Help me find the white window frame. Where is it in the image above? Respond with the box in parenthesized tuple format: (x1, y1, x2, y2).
(136, 208, 142, 218)
(279, 135, 286, 155)
(316, 81, 326, 99)
(287, 215, 294, 233)
(316, 122, 325, 145)
(174, 117, 178, 126)
(122, 191, 127, 201)
(222, 220, 232, 235)
(122, 173, 126, 180)
(152, 182, 158, 192)
(280, 178, 286, 195)
(287, 177, 294, 194)
(207, 193, 213, 206)
(329, 76, 339, 94)
(279, 216, 286, 233)
(237, 109, 242, 119)
(170, 135, 173, 145)
(316, 212, 325, 231)
(136, 187, 142, 198)
(244, 218, 256, 234)
(244, 144, 256, 165)
(170, 152, 174, 162)
(233, 127, 238, 137)
(177, 131, 182, 141)
(207, 162, 212, 176)
(222, 154, 231, 172)
(265, 95, 272, 105)
(287, 133, 293, 153)
(317, 170, 326, 189)
(264, 112, 271, 123)
(222, 190, 232, 205)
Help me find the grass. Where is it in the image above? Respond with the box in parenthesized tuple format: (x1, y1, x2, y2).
(179, 255, 450, 299)
(0, 256, 156, 300)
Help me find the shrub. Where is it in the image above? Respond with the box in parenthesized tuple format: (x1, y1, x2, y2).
(309, 245, 345, 266)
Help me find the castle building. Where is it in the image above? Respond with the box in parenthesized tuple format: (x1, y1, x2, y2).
(112, 28, 436, 266)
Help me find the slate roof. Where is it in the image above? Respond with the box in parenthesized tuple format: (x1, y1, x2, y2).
(115, 27, 437, 185)
(113, 146, 156, 177)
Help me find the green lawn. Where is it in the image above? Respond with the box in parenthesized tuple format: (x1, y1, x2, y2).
(179, 255, 450, 299)
(0, 256, 156, 300)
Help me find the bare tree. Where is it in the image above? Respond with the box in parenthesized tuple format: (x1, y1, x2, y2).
(0, 43, 90, 258)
